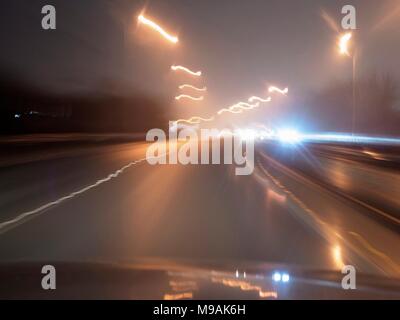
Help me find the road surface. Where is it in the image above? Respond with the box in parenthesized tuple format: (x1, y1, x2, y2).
(0, 139, 399, 279)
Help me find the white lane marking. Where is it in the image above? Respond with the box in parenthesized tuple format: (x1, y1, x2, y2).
(0, 155, 161, 234)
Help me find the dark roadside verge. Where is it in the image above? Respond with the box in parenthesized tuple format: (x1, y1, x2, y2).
(0, 133, 146, 168)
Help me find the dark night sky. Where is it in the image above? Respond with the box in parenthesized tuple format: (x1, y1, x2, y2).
(1, 0, 399, 130)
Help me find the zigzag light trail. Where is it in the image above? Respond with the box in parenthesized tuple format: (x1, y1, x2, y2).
(171, 86, 283, 126)
(268, 86, 289, 95)
(138, 14, 178, 44)
(174, 116, 215, 125)
(179, 84, 207, 92)
(175, 94, 204, 101)
(171, 65, 202, 77)
(248, 96, 272, 103)
(217, 101, 260, 115)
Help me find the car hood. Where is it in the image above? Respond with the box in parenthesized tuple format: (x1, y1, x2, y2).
(1, 260, 399, 300)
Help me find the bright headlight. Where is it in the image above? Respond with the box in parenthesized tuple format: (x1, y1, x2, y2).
(277, 129, 301, 144)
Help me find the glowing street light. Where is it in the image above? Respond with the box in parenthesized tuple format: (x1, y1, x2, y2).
(338, 32, 357, 135)
(339, 32, 352, 56)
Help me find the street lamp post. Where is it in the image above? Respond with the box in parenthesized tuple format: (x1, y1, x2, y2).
(339, 32, 356, 137)
(352, 50, 356, 137)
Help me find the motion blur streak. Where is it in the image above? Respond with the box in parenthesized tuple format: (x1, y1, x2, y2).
(248, 96, 272, 103)
(332, 245, 345, 270)
(302, 133, 400, 145)
(179, 84, 207, 92)
(372, 3, 400, 32)
(268, 86, 289, 95)
(349, 231, 400, 272)
(339, 32, 352, 56)
(171, 65, 202, 76)
(248, 129, 400, 146)
(212, 277, 278, 299)
(257, 152, 400, 276)
(267, 189, 286, 204)
(169, 280, 198, 292)
(259, 291, 279, 299)
(320, 9, 340, 33)
(138, 14, 178, 44)
(174, 116, 214, 124)
(164, 292, 193, 300)
(175, 94, 204, 101)
(0, 154, 167, 234)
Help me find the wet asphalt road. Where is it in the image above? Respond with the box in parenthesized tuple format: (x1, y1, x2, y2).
(0, 140, 399, 279)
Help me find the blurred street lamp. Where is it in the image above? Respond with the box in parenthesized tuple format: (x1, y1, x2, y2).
(339, 32, 352, 56)
(339, 32, 357, 136)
